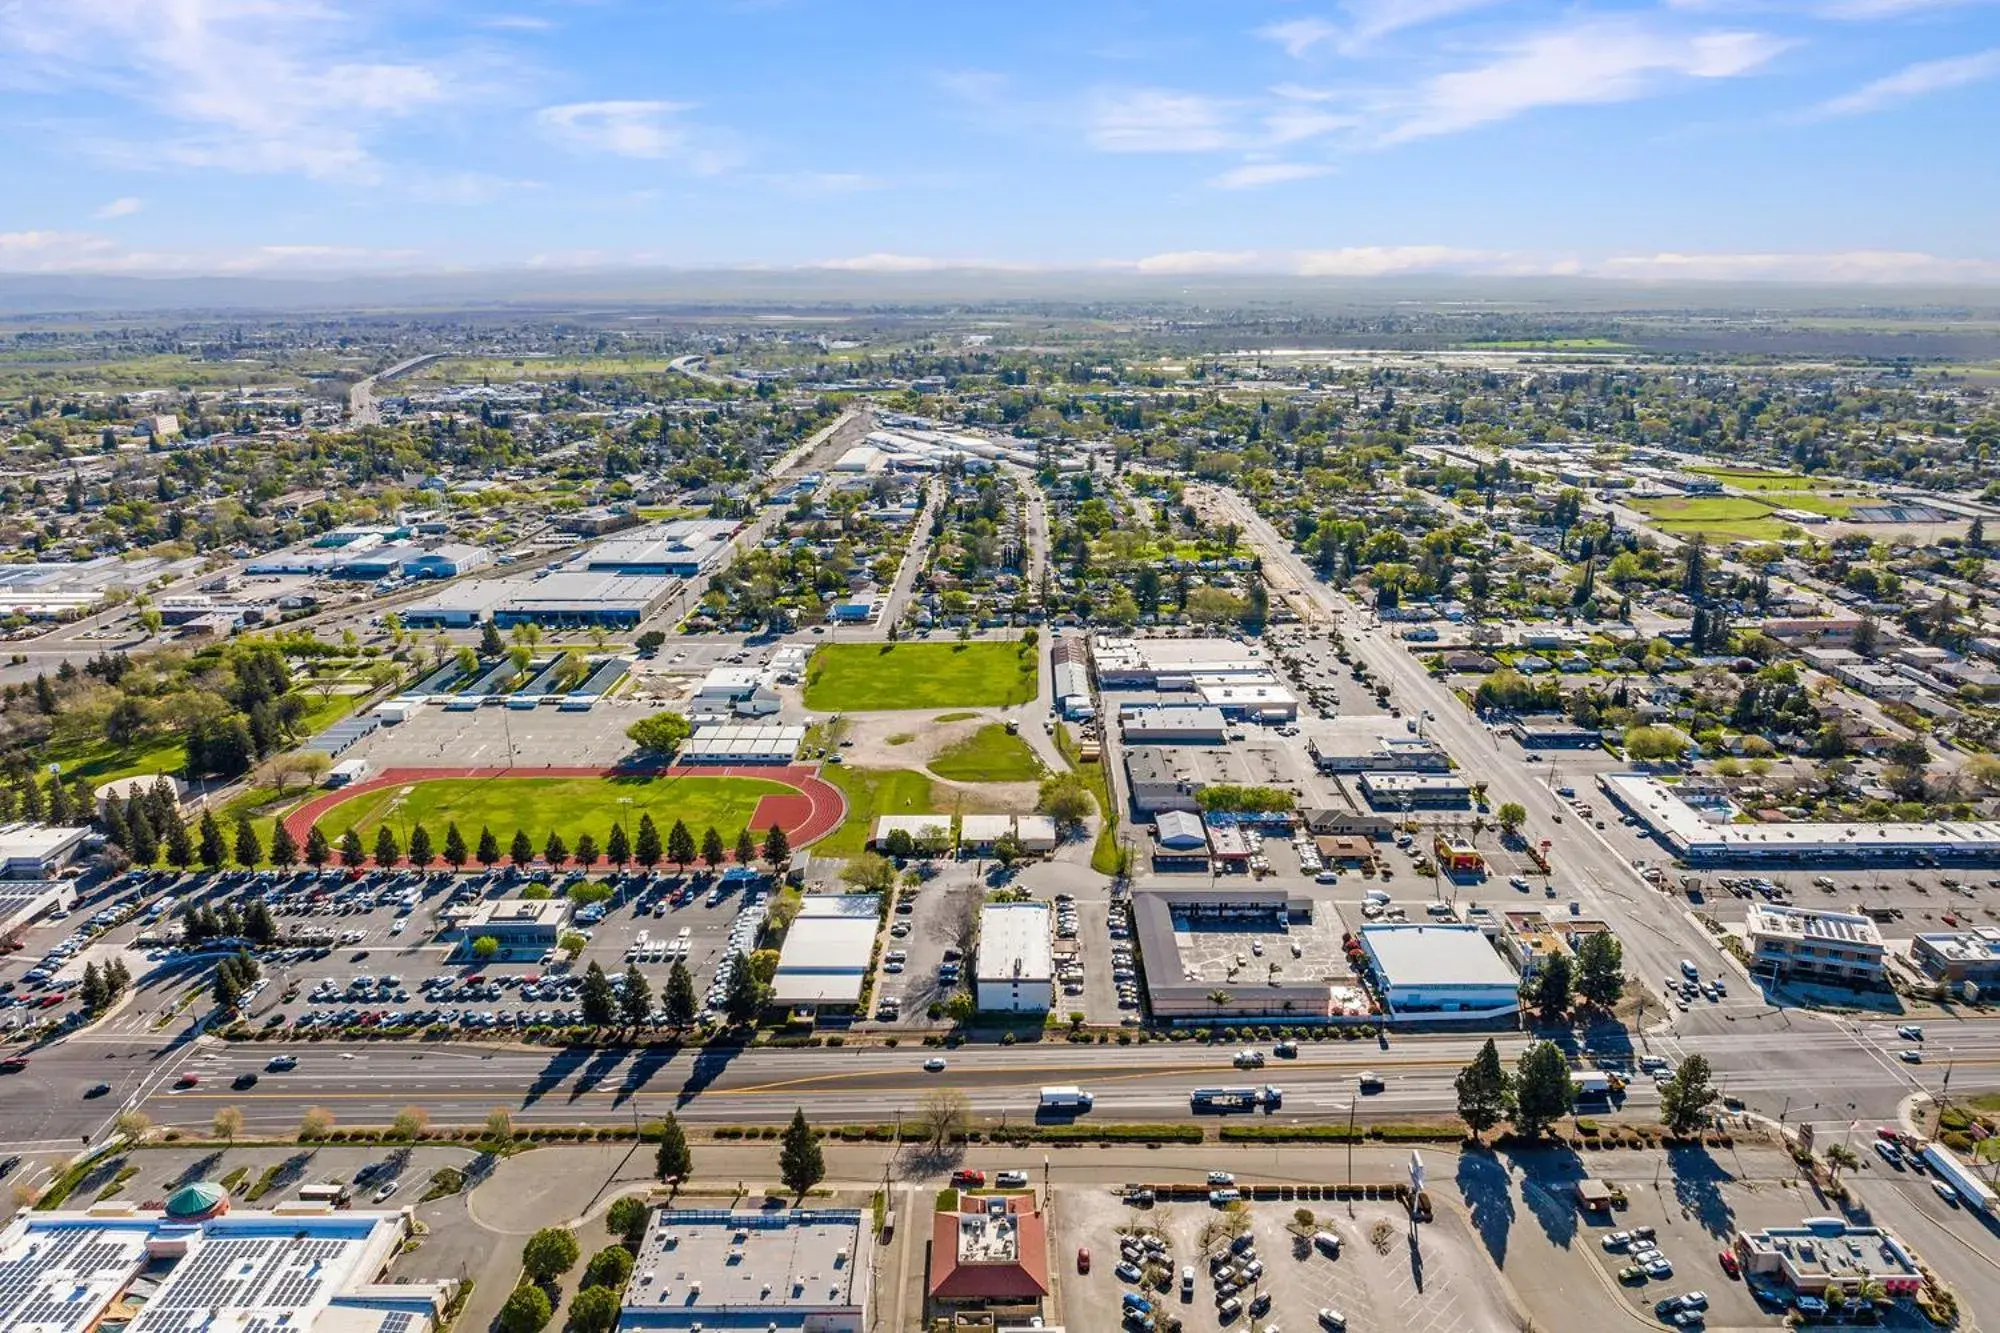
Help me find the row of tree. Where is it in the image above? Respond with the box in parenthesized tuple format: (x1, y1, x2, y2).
(301, 815, 791, 872)
(1455, 1037, 1719, 1139)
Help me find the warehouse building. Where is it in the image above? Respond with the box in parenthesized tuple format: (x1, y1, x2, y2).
(622, 1207, 873, 1332)
(398, 542, 492, 580)
(1196, 681, 1299, 722)
(1355, 772, 1472, 810)
(0, 823, 91, 879)
(399, 578, 513, 628)
(0, 1198, 455, 1333)
(772, 894, 881, 1010)
(1125, 748, 1203, 815)
(1359, 924, 1520, 1019)
(1744, 904, 1887, 988)
(1307, 727, 1451, 774)
(492, 570, 677, 628)
(1090, 635, 1277, 689)
(583, 518, 738, 577)
(1120, 703, 1227, 745)
(976, 902, 1054, 1012)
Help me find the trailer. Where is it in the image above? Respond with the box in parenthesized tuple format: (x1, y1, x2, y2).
(1039, 1085, 1094, 1112)
(1920, 1142, 1997, 1213)
(1190, 1085, 1284, 1113)
(1570, 1072, 1623, 1098)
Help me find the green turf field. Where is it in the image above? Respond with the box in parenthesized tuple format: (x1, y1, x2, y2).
(802, 640, 1038, 711)
(817, 766, 945, 858)
(1626, 495, 1807, 540)
(929, 725, 1047, 783)
(310, 774, 795, 845)
(1688, 467, 1844, 494)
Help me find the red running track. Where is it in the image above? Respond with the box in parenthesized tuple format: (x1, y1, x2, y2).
(280, 763, 845, 868)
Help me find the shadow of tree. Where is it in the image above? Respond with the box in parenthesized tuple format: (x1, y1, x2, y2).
(1666, 1144, 1738, 1239)
(1505, 1143, 1585, 1251)
(1455, 1149, 1516, 1268)
(172, 1151, 224, 1188)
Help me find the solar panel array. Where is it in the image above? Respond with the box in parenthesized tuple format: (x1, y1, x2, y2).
(131, 1235, 357, 1333)
(0, 1224, 149, 1333)
(306, 714, 381, 757)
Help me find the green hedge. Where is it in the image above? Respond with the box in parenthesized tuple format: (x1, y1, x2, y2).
(987, 1123, 1201, 1145)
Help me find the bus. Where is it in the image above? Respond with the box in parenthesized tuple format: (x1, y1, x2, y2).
(297, 1183, 351, 1207)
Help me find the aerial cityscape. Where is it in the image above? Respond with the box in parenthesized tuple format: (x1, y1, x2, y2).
(3, 4, 2000, 1333)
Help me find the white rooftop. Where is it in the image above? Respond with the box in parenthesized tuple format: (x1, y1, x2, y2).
(772, 895, 880, 1005)
(1361, 924, 1519, 988)
(1746, 903, 1884, 948)
(1604, 772, 2000, 855)
(977, 903, 1053, 985)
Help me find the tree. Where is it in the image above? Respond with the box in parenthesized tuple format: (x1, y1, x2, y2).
(510, 829, 535, 868)
(496, 1284, 551, 1333)
(1512, 1040, 1575, 1138)
(338, 829, 365, 868)
(723, 949, 763, 1024)
(407, 823, 434, 869)
(268, 820, 298, 868)
(128, 803, 159, 865)
(1658, 1054, 1719, 1137)
(606, 1196, 650, 1249)
(666, 818, 696, 873)
(542, 831, 568, 869)
(914, 1087, 971, 1149)
(479, 619, 505, 658)
(583, 1245, 634, 1290)
(165, 814, 195, 870)
(472, 935, 500, 961)
(701, 826, 726, 871)
(212, 1106, 245, 1143)
(735, 826, 756, 866)
(1575, 932, 1625, 1010)
(299, 1106, 335, 1139)
(197, 811, 227, 871)
(621, 964, 652, 1028)
(655, 1112, 692, 1182)
(521, 1226, 580, 1283)
(232, 815, 261, 869)
(665, 960, 697, 1028)
(626, 712, 691, 757)
(1455, 1037, 1511, 1141)
(1037, 771, 1096, 830)
(373, 825, 401, 868)
(444, 822, 469, 870)
(840, 852, 896, 893)
(1496, 802, 1527, 837)
(634, 814, 663, 870)
(1825, 1142, 1860, 1183)
(778, 1107, 824, 1195)
(392, 1105, 430, 1141)
(1624, 724, 1691, 763)
(81, 962, 107, 1012)
(605, 822, 631, 869)
(1530, 953, 1574, 1021)
(991, 830, 1026, 868)
(761, 823, 790, 867)
(112, 1109, 153, 1142)
(485, 1107, 515, 1146)
(573, 831, 599, 868)
(580, 962, 616, 1027)
(476, 826, 501, 868)
(566, 1287, 619, 1333)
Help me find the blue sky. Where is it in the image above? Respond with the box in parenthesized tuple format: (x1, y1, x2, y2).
(1, 0, 1996, 281)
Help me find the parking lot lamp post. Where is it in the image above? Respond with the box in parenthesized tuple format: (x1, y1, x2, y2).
(1345, 1098, 1358, 1216)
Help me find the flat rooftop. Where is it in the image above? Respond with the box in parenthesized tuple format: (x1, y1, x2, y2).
(978, 902, 1052, 984)
(1361, 924, 1520, 988)
(1604, 772, 2000, 856)
(1915, 927, 2000, 963)
(624, 1208, 869, 1321)
(1745, 903, 1884, 948)
(773, 895, 879, 1004)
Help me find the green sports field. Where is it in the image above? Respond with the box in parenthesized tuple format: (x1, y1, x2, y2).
(929, 725, 1047, 782)
(802, 640, 1038, 711)
(310, 774, 794, 845)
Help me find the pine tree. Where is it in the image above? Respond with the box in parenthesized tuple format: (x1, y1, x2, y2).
(270, 821, 299, 868)
(1575, 932, 1625, 1010)
(305, 823, 332, 868)
(666, 819, 696, 873)
(606, 823, 631, 868)
(407, 824, 434, 869)
(233, 815, 261, 869)
(129, 805, 159, 864)
(373, 826, 401, 868)
(701, 827, 726, 870)
(165, 815, 195, 870)
(735, 827, 756, 866)
(1454, 1037, 1511, 1140)
(196, 811, 226, 871)
(761, 823, 790, 867)
(621, 964, 652, 1028)
(101, 796, 130, 850)
(665, 959, 697, 1028)
(778, 1108, 824, 1195)
(443, 822, 468, 870)
(655, 1112, 692, 1182)
(476, 826, 500, 867)
(80, 962, 106, 1012)
(580, 962, 616, 1027)
(633, 814, 662, 869)
(723, 949, 761, 1025)
(244, 900, 275, 945)
(1659, 1054, 1719, 1137)
(1512, 1041, 1575, 1138)
(510, 830, 534, 867)
(573, 832, 599, 868)
(339, 829, 366, 867)
(1531, 952, 1574, 1021)
(543, 831, 568, 869)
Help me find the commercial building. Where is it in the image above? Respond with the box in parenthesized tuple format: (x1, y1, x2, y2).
(397, 542, 492, 580)
(1051, 636, 1094, 721)
(1508, 719, 1604, 749)
(1151, 809, 1210, 870)
(452, 898, 571, 956)
(1731, 1220, 1921, 1298)
(1499, 910, 1572, 977)
(870, 814, 952, 851)
(679, 723, 805, 764)
(1355, 772, 1471, 810)
(0, 824, 91, 879)
(772, 894, 880, 1009)
(976, 902, 1054, 1012)
(1743, 904, 1887, 987)
(1358, 924, 1520, 1019)
(583, 518, 738, 577)
(492, 570, 677, 629)
(1602, 772, 2000, 866)
(398, 578, 513, 628)
(1306, 723, 1451, 774)
(1196, 681, 1299, 721)
(1909, 928, 2000, 991)
(1124, 748, 1203, 815)
(1129, 888, 1371, 1022)
(622, 1207, 873, 1332)
(0, 1196, 454, 1333)
(1432, 834, 1485, 877)
(1119, 704, 1227, 745)
(0, 879, 73, 944)
(928, 1193, 1050, 1310)
(1091, 635, 1276, 689)
(691, 666, 779, 717)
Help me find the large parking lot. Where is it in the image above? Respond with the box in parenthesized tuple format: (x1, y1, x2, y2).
(338, 699, 655, 770)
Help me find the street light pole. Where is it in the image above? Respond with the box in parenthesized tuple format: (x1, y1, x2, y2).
(1345, 1098, 1358, 1216)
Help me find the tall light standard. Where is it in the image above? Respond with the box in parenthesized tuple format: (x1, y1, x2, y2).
(1345, 1098, 1359, 1216)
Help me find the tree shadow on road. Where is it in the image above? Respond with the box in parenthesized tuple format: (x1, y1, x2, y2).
(673, 1040, 745, 1110)
(521, 1045, 590, 1109)
(172, 1151, 224, 1188)
(1455, 1148, 1516, 1268)
(1666, 1144, 1738, 1239)
(609, 1044, 676, 1110)
(566, 1047, 628, 1102)
(1505, 1142, 1585, 1251)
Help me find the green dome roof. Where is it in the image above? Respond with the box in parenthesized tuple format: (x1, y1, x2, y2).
(164, 1182, 227, 1218)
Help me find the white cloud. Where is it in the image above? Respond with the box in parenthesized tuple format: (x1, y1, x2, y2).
(1209, 162, 1333, 189)
(408, 172, 544, 205)
(1815, 0, 2000, 17)
(1088, 88, 1238, 152)
(1385, 18, 1787, 142)
(1133, 250, 1263, 273)
(1257, 18, 1343, 57)
(0, 230, 426, 273)
(1257, 2, 1503, 57)
(1293, 245, 1505, 275)
(1807, 47, 2000, 116)
(93, 196, 144, 219)
(1597, 250, 2000, 282)
(478, 14, 553, 30)
(813, 253, 954, 272)
(536, 100, 739, 172)
(0, 0, 463, 181)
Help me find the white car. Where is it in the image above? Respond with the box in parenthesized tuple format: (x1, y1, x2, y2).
(372, 1180, 400, 1203)
(1898, 1049, 1923, 1063)
(1318, 1312, 1347, 1331)
(923, 1057, 947, 1072)
(1207, 1171, 1235, 1187)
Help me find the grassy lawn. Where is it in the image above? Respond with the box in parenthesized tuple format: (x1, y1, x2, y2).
(311, 774, 795, 844)
(802, 640, 1038, 711)
(49, 689, 365, 785)
(929, 725, 1046, 783)
(818, 765, 943, 858)
(1689, 467, 1843, 493)
(1054, 723, 1122, 875)
(1627, 495, 1806, 541)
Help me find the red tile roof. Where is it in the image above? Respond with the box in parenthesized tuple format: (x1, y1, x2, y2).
(927, 1194, 1050, 1302)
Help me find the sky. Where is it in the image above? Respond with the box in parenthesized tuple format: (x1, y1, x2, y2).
(0, 0, 1997, 282)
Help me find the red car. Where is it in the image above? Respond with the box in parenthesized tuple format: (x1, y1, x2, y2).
(174, 1073, 199, 1088)
(0, 1056, 28, 1073)
(1718, 1249, 1740, 1279)
(951, 1170, 986, 1188)
(1077, 1246, 1091, 1274)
